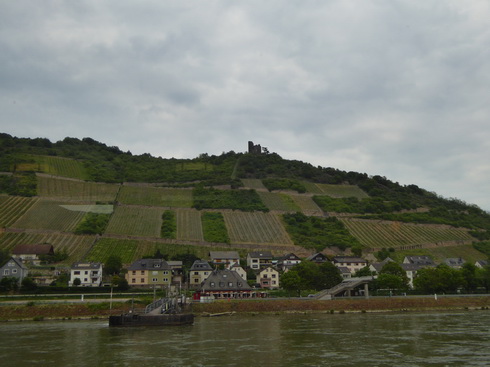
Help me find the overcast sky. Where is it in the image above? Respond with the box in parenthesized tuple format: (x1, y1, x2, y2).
(1, 1, 490, 210)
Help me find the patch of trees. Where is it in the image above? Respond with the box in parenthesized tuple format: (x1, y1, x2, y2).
(74, 213, 111, 235)
(0, 172, 37, 196)
(313, 196, 403, 214)
(412, 263, 490, 294)
(160, 210, 176, 239)
(280, 260, 343, 296)
(0, 134, 240, 186)
(201, 212, 230, 243)
(262, 178, 306, 193)
(282, 212, 361, 252)
(192, 186, 268, 212)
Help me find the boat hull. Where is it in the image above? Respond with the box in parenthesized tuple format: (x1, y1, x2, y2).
(109, 313, 194, 327)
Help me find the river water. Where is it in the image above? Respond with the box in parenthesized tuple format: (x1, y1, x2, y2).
(0, 311, 489, 367)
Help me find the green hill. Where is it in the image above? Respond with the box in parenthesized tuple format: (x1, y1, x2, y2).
(1, 133, 489, 265)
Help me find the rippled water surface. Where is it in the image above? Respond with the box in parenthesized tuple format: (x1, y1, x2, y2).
(0, 311, 489, 366)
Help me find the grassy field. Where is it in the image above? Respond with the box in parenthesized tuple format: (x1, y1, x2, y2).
(316, 184, 369, 198)
(37, 175, 120, 201)
(84, 237, 241, 264)
(175, 209, 204, 241)
(105, 205, 163, 237)
(10, 199, 86, 232)
(340, 218, 474, 249)
(223, 211, 293, 245)
(257, 191, 301, 212)
(15, 154, 89, 180)
(390, 244, 486, 264)
(117, 186, 193, 207)
(0, 232, 94, 265)
(0, 195, 38, 227)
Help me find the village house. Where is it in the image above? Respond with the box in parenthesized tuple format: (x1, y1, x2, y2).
(125, 259, 172, 288)
(276, 253, 301, 272)
(189, 260, 213, 287)
(69, 262, 103, 287)
(230, 263, 247, 281)
(369, 257, 394, 274)
(0, 257, 29, 284)
(332, 256, 367, 274)
(12, 244, 54, 266)
(475, 260, 488, 269)
(256, 266, 280, 289)
(403, 256, 434, 266)
(209, 251, 240, 268)
(306, 252, 328, 264)
(246, 251, 273, 270)
(444, 258, 465, 269)
(196, 269, 253, 300)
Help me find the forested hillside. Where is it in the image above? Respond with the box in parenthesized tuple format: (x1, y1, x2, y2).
(1, 133, 489, 266)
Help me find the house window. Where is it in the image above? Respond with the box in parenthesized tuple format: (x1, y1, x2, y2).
(194, 279, 199, 283)
(163, 278, 168, 282)
(272, 274, 276, 278)
(194, 272, 199, 275)
(163, 271, 168, 275)
(84, 278, 88, 282)
(141, 279, 144, 283)
(140, 271, 145, 275)
(3, 270, 9, 275)
(12, 269, 17, 274)
(272, 281, 276, 285)
(8, 262, 14, 266)
(84, 271, 88, 275)
(74, 271, 80, 275)
(152, 278, 158, 282)
(152, 271, 158, 275)
(132, 279, 136, 283)
(132, 271, 136, 275)
(228, 282, 233, 287)
(210, 282, 215, 287)
(219, 282, 225, 287)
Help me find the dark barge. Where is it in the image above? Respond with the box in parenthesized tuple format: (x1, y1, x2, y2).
(109, 296, 194, 327)
(109, 312, 194, 326)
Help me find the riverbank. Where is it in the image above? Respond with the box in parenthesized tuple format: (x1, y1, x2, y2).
(192, 296, 490, 315)
(1, 296, 489, 321)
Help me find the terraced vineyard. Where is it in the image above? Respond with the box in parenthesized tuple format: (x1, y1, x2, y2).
(340, 218, 474, 249)
(15, 154, 89, 180)
(118, 186, 193, 207)
(289, 195, 324, 215)
(257, 191, 301, 212)
(301, 181, 324, 194)
(105, 205, 163, 237)
(241, 179, 267, 190)
(175, 209, 204, 241)
(223, 211, 293, 245)
(316, 184, 368, 198)
(10, 199, 86, 232)
(0, 195, 38, 227)
(37, 175, 120, 201)
(0, 232, 94, 265)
